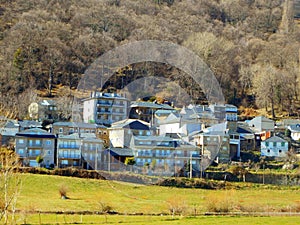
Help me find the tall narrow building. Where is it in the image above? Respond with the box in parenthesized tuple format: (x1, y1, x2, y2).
(83, 92, 129, 126)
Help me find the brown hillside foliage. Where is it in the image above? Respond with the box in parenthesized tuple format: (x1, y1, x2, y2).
(0, 0, 299, 117)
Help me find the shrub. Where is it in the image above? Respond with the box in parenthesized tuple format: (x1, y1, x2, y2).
(205, 190, 236, 213)
(166, 196, 187, 217)
(58, 184, 68, 199)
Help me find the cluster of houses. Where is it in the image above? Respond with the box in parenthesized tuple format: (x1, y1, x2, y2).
(1, 91, 299, 176)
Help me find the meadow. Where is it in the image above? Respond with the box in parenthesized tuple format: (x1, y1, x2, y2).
(4, 173, 300, 224)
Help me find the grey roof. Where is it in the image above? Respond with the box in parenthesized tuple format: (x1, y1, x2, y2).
(53, 122, 99, 129)
(110, 148, 133, 157)
(2, 120, 19, 129)
(58, 133, 81, 140)
(110, 119, 149, 130)
(263, 136, 288, 143)
(289, 124, 300, 132)
(130, 101, 174, 110)
(282, 119, 300, 127)
(16, 128, 56, 138)
(18, 120, 42, 128)
(155, 109, 177, 116)
(83, 92, 129, 101)
(133, 135, 174, 142)
(39, 99, 56, 106)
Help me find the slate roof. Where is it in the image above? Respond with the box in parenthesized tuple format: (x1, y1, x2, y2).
(263, 136, 288, 143)
(130, 101, 174, 110)
(289, 124, 300, 132)
(236, 126, 253, 134)
(109, 148, 133, 157)
(16, 128, 56, 138)
(110, 119, 150, 130)
(133, 135, 174, 142)
(53, 122, 99, 129)
(39, 99, 56, 106)
(18, 120, 42, 128)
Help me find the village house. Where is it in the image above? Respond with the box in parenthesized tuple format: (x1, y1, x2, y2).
(261, 136, 289, 158)
(82, 92, 129, 126)
(129, 101, 174, 123)
(189, 130, 230, 164)
(52, 121, 98, 136)
(57, 133, 103, 169)
(15, 128, 56, 167)
(159, 112, 202, 136)
(288, 124, 300, 141)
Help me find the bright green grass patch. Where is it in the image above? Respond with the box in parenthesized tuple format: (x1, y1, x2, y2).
(16, 174, 300, 215)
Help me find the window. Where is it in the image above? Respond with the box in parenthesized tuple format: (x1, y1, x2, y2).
(46, 140, 52, 145)
(273, 142, 277, 147)
(61, 160, 68, 165)
(59, 128, 63, 133)
(281, 142, 285, 147)
(18, 149, 24, 155)
(267, 149, 270, 153)
(18, 139, 24, 144)
(266, 142, 269, 147)
(279, 150, 282, 153)
(36, 140, 41, 145)
(48, 150, 51, 155)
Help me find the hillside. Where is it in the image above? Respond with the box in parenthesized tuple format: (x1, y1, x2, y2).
(0, 0, 299, 119)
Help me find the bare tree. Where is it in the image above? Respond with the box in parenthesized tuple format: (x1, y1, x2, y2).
(0, 148, 22, 225)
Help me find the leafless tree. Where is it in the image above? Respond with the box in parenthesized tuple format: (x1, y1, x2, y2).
(0, 148, 22, 225)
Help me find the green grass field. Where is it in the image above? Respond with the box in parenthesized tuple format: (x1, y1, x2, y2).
(3, 173, 300, 224)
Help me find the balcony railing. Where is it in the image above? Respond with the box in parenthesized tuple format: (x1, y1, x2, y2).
(58, 154, 81, 159)
(59, 144, 80, 149)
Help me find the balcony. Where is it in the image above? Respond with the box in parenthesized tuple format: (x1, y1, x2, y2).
(97, 110, 112, 114)
(28, 153, 41, 157)
(28, 143, 42, 147)
(59, 144, 80, 149)
(58, 153, 81, 159)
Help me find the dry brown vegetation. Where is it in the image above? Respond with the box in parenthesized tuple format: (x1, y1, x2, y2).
(0, 0, 299, 119)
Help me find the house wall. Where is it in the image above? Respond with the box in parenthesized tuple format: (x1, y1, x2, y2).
(82, 140, 103, 170)
(261, 141, 289, 157)
(180, 123, 201, 136)
(109, 129, 125, 148)
(83, 94, 129, 125)
(83, 99, 96, 123)
(15, 136, 55, 167)
(159, 123, 180, 135)
(57, 138, 81, 168)
(291, 132, 300, 141)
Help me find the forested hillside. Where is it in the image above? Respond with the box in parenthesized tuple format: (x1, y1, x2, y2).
(0, 0, 299, 119)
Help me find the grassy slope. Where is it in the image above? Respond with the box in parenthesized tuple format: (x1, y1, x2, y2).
(17, 174, 300, 215)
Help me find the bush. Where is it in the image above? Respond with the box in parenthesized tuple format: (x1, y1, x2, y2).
(58, 184, 68, 199)
(205, 190, 236, 213)
(166, 196, 187, 216)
